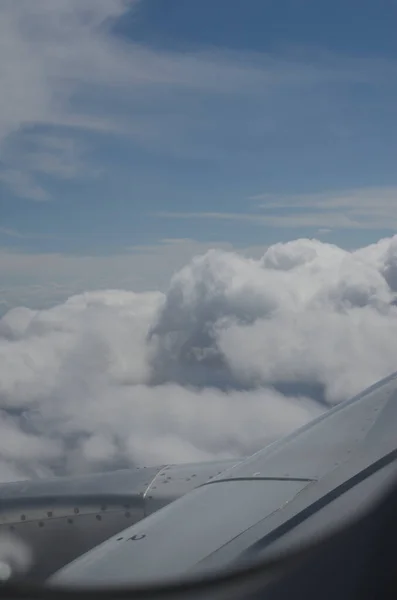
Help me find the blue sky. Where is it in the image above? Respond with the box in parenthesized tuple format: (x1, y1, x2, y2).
(1, 0, 397, 308)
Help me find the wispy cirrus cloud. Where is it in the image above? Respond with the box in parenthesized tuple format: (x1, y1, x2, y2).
(253, 186, 397, 230)
(152, 186, 397, 231)
(0, 226, 61, 241)
(0, 0, 132, 199)
(0, 169, 49, 201)
(1, 131, 90, 199)
(1, 1, 397, 200)
(0, 227, 42, 240)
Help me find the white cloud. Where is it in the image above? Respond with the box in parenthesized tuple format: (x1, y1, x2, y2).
(153, 186, 397, 230)
(2, 235, 397, 481)
(0, 0, 131, 198)
(0, 286, 317, 480)
(0, 169, 49, 202)
(0, 228, 37, 240)
(253, 187, 397, 229)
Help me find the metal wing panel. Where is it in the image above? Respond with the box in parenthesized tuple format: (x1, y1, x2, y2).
(188, 382, 397, 569)
(49, 371, 397, 586)
(0, 460, 240, 580)
(143, 459, 239, 516)
(212, 372, 397, 481)
(0, 467, 162, 580)
(199, 418, 397, 569)
(256, 459, 397, 559)
(0, 467, 161, 509)
(50, 478, 309, 586)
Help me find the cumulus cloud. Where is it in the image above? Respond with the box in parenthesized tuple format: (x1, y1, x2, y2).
(2, 236, 397, 482)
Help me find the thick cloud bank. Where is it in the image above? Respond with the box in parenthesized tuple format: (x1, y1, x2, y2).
(2, 236, 397, 482)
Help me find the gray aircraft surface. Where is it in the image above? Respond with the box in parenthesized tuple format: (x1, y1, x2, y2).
(1, 370, 397, 595)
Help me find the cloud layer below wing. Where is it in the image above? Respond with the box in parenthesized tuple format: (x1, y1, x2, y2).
(2, 236, 397, 481)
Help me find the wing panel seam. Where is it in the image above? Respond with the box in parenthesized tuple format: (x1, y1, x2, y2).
(200, 477, 315, 487)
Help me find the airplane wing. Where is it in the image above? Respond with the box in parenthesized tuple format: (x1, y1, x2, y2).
(1, 370, 397, 592)
(49, 370, 397, 587)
